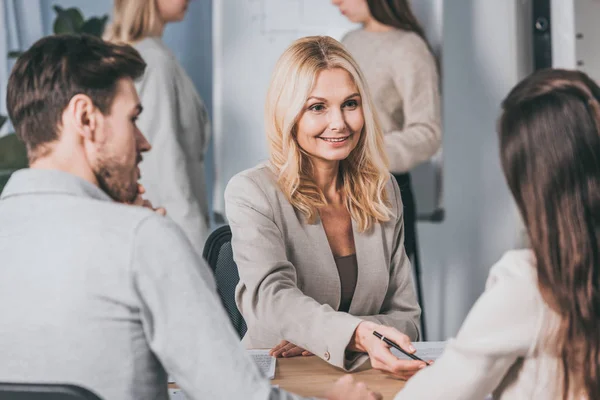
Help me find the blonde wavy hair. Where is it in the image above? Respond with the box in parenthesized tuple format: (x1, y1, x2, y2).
(266, 36, 392, 232)
(103, 0, 162, 43)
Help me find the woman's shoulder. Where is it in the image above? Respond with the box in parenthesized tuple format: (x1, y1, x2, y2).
(133, 37, 178, 70)
(343, 28, 427, 49)
(486, 249, 539, 295)
(383, 174, 402, 219)
(389, 29, 426, 43)
(225, 163, 281, 201)
(386, 30, 432, 59)
(340, 28, 363, 44)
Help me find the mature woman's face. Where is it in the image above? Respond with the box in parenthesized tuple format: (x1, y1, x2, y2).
(295, 68, 364, 168)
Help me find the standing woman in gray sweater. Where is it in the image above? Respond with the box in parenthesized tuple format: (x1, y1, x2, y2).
(332, 0, 441, 307)
(104, 0, 211, 256)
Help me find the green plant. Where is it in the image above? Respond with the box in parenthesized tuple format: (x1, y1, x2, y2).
(8, 6, 108, 59)
(0, 118, 28, 193)
(0, 128, 27, 169)
(52, 6, 109, 37)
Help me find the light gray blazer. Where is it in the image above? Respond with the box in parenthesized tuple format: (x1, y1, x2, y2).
(225, 164, 421, 371)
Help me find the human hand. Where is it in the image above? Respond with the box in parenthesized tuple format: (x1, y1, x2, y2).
(269, 340, 313, 358)
(132, 184, 166, 216)
(348, 321, 427, 380)
(325, 375, 382, 400)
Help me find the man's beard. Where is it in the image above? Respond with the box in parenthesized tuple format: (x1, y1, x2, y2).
(94, 154, 139, 203)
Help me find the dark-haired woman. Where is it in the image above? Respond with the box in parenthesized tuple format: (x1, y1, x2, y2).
(395, 68, 600, 399)
(333, 0, 441, 317)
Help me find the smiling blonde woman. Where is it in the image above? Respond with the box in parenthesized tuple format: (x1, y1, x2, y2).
(225, 36, 424, 379)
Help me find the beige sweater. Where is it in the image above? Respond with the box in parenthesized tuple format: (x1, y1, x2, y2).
(395, 250, 568, 400)
(342, 29, 441, 173)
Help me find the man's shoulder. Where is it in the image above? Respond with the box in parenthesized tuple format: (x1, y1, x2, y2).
(91, 200, 157, 223)
(85, 201, 182, 243)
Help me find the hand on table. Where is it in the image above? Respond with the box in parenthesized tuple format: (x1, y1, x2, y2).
(325, 375, 382, 400)
(348, 321, 429, 380)
(131, 184, 166, 216)
(269, 340, 313, 358)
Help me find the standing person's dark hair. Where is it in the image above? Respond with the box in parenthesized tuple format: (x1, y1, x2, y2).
(7, 34, 146, 162)
(499, 68, 600, 399)
(366, 0, 427, 45)
(366, 0, 438, 71)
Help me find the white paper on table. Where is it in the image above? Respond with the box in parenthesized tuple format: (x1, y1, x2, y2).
(166, 349, 276, 396)
(248, 349, 277, 379)
(390, 341, 446, 362)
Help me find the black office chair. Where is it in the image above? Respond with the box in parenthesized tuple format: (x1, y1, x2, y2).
(0, 383, 102, 400)
(203, 225, 247, 338)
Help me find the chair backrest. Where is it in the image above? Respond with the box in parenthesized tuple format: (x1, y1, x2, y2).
(0, 383, 102, 400)
(203, 225, 247, 338)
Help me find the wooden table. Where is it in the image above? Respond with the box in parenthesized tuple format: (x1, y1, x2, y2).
(170, 355, 406, 399)
(272, 356, 405, 399)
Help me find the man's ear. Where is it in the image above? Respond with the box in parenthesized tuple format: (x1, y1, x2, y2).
(68, 94, 98, 142)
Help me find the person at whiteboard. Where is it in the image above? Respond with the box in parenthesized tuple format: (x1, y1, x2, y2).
(104, 0, 211, 253)
(225, 36, 425, 380)
(332, 0, 441, 265)
(395, 69, 600, 399)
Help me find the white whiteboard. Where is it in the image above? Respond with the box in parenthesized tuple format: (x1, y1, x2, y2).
(212, 0, 443, 219)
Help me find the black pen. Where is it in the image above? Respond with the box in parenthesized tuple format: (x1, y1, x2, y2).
(373, 331, 430, 365)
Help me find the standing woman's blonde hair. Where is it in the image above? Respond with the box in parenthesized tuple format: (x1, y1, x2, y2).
(266, 36, 391, 232)
(103, 0, 162, 43)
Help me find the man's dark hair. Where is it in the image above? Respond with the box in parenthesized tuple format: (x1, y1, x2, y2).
(6, 34, 146, 160)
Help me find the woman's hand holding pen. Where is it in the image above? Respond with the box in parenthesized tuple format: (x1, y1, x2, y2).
(348, 321, 428, 380)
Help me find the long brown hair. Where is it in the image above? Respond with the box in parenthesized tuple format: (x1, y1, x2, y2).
(366, 0, 437, 70)
(367, 0, 428, 44)
(499, 68, 600, 399)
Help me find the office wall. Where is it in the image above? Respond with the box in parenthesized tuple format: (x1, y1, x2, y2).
(418, 0, 532, 339)
(557, 0, 600, 82)
(551, 0, 576, 70)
